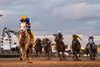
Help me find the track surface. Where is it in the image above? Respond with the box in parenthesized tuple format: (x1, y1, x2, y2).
(0, 57, 100, 67)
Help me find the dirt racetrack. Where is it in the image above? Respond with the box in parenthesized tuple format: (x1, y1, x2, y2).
(0, 57, 100, 67)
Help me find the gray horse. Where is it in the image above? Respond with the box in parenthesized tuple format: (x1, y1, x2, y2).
(18, 22, 34, 61)
(86, 36, 97, 60)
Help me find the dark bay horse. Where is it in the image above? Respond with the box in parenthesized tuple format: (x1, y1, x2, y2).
(71, 39, 81, 61)
(53, 34, 65, 61)
(34, 38, 42, 57)
(42, 38, 52, 60)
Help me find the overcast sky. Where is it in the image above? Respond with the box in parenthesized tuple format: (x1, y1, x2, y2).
(0, 0, 100, 36)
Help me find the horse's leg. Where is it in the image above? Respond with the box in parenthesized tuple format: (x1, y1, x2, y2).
(90, 53, 92, 60)
(39, 49, 42, 57)
(89, 49, 93, 60)
(93, 53, 96, 60)
(25, 43, 30, 60)
(48, 50, 52, 60)
(86, 52, 89, 59)
(20, 48, 22, 60)
(79, 50, 81, 57)
(47, 52, 50, 60)
(77, 50, 81, 60)
(72, 50, 75, 60)
(92, 50, 96, 60)
(74, 51, 78, 61)
(29, 46, 33, 60)
(47, 48, 52, 60)
(24, 47, 27, 61)
(26, 47, 29, 60)
(28, 48, 31, 60)
(27, 46, 33, 63)
(58, 52, 62, 61)
(27, 43, 33, 61)
(36, 51, 38, 57)
(45, 50, 50, 60)
(21, 47, 25, 61)
(92, 53, 95, 60)
(87, 50, 89, 59)
(62, 51, 65, 60)
(49, 51, 52, 60)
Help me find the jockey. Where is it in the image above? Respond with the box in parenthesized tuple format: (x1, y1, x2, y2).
(35, 38, 41, 43)
(72, 34, 82, 41)
(88, 35, 96, 49)
(88, 35, 94, 43)
(72, 34, 81, 49)
(57, 30, 63, 41)
(20, 15, 34, 40)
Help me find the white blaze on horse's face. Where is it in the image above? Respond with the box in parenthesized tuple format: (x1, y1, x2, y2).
(89, 39, 93, 43)
(20, 22, 27, 31)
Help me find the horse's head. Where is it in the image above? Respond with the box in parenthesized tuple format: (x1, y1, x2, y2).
(20, 22, 27, 32)
(19, 22, 28, 38)
(89, 38, 94, 44)
(53, 34, 59, 42)
(42, 38, 51, 46)
(35, 38, 41, 43)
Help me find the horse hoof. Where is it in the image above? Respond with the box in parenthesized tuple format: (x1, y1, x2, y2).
(20, 58, 22, 61)
(79, 59, 81, 61)
(74, 59, 77, 61)
(63, 58, 67, 61)
(91, 58, 95, 61)
(93, 59, 95, 61)
(47, 58, 50, 60)
(27, 61, 32, 63)
(59, 59, 62, 61)
(77, 59, 81, 61)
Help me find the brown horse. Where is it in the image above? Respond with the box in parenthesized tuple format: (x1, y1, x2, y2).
(71, 39, 81, 61)
(34, 38, 42, 57)
(42, 38, 52, 60)
(18, 22, 34, 61)
(53, 34, 65, 61)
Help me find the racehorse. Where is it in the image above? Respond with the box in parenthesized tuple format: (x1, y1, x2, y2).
(53, 34, 65, 61)
(42, 38, 52, 60)
(85, 39, 97, 60)
(34, 38, 42, 57)
(71, 39, 81, 61)
(18, 22, 34, 61)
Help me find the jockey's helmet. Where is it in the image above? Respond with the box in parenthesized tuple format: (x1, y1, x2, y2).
(89, 35, 94, 39)
(58, 30, 61, 33)
(72, 34, 77, 38)
(21, 15, 27, 20)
